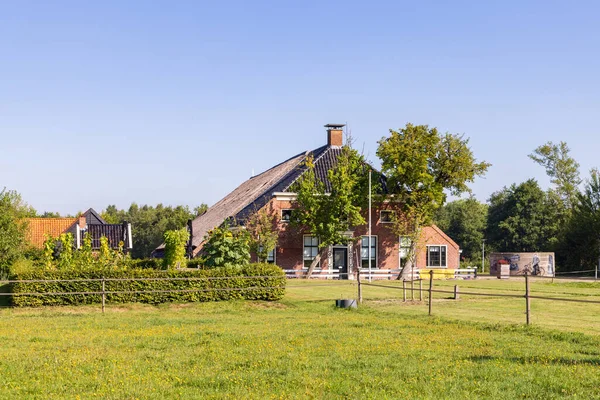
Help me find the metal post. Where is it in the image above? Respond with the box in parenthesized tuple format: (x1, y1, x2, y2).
(368, 169, 372, 283)
(481, 239, 486, 274)
(454, 285, 459, 300)
(428, 270, 434, 316)
(402, 280, 406, 302)
(525, 272, 530, 325)
(101, 277, 106, 314)
(357, 268, 362, 304)
(419, 279, 423, 301)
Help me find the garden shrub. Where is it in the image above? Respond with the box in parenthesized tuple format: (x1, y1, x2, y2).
(9, 263, 285, 307)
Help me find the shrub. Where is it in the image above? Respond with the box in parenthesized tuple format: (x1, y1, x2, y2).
(9, 263, 285, 307)
(163, 228, 190, 269)
(202, 224, 250, 268)
(124, 258, 165, 270)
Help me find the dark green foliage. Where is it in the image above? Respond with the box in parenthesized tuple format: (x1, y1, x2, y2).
(487, 179, 560, 252)
(556, 170, 600, 271)
(101, 203, 208, 259)
(434, 198, 488, 261)
(124, 258, 165, 270)
(10, 263, 285, 307)
(201, 224, 251, 268)
(0, 189, 36, 278)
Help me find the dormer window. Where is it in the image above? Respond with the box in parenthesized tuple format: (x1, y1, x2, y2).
(380, 210, 394, 223)
(281, 209, 293, 222)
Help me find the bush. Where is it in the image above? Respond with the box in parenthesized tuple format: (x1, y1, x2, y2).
(9, 263, 285, 307)
(124, 258, 165, 270)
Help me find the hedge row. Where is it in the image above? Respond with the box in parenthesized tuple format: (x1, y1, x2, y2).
(9, 263, 286, 307)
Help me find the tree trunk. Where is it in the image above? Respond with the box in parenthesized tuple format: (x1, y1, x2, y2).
(305, 251, 323, 278)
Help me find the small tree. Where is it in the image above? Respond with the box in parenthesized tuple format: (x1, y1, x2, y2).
(0, 188, 35, 277)
(163, 228, 190, 269)
(246, 209, 278, 263)
(292, 144, 371, 277)
(201, 224, 250, 268)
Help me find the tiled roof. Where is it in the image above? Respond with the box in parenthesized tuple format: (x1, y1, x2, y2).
(155, 143, 365, 257)
(25, 218, 77, 248)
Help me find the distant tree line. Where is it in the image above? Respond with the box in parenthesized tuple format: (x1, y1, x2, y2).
(434, 141, 600, 272)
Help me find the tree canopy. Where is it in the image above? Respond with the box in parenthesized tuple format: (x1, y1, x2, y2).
(377, 124, 490, 230)
(0, 188, 36, 276)
(102, 203, 208, 259)
(434, 197, 488, 261)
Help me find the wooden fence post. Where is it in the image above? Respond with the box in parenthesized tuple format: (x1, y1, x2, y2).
(357, 269, 362, 304)
(411, 279, 414, 301)
(101, 277, 106, 314)
(428, 270, 434, 316)
(525, 272, 530, 325)
(454, 285, 459, 300)
(419, 279, 423, 301)
(402, 280, 406, 302)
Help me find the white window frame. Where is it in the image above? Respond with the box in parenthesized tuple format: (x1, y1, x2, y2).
(303, 235, 320, 269)
(399, 236, 412, 259)
(426, 245, 447, 268)
(267, 248, 276, 264)
(281, 209, 293, 222)
(380, 210, 394, 223)
(361, 235, 378, 269)
(258, 245, 276, 264)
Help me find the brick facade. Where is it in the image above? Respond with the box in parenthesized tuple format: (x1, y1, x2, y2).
(254, 198, 460, 272)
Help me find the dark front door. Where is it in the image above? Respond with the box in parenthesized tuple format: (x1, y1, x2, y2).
(333, 247, 348, 279)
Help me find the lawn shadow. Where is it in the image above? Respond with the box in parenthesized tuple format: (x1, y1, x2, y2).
(0, 283, 11, 307)
(468, 355, 600, 366)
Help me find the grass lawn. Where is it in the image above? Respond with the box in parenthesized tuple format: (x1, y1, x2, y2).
(2, 278, 600, 399)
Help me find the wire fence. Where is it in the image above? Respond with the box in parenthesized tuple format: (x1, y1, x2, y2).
(2, 270, 600, 328)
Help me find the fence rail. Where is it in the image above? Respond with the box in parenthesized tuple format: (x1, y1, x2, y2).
(282, 267, 477, 280)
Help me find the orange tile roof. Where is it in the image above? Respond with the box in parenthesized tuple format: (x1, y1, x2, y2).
(24, 218, 78, 248)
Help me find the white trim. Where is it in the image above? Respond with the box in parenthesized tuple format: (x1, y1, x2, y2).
(426, 244, 448, 268)
(267, 247, 276, 264)
(274, 192, 297, 201)
(76, 225, 81, 249)
(127, 223, 133, 249)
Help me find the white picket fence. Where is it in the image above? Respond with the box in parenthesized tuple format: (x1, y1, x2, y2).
(283, 267, 477, 280)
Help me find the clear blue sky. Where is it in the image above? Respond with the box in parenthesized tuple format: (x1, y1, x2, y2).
(1, 1, 599, 215)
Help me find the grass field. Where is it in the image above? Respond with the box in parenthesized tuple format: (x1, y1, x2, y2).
(2, 278, 600, 399)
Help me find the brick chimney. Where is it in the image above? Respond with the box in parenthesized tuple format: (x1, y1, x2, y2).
(325, 124, 345, 147)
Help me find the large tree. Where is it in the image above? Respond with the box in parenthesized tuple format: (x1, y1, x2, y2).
(529, 141, 581, 210)
(486, 179, 560, 252)
(556, 169, 600, 271)
(102, 203, 208, 259)
(377, 124, 490, 275)
(434, 197, 488, 262)
(0, 188, 36, 276)
(291, 144, 370, 276)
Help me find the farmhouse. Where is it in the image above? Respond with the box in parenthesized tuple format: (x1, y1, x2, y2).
(25, 208, 133, 251)
(155, 125, 460, 277)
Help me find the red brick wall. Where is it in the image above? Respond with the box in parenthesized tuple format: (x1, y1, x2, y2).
(256, 198, 460, 271)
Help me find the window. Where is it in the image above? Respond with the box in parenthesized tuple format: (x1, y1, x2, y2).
(266, 248, 275, 264)
(258, 246, 276, 264)
(361, 236, 377, 268)
(426, 245, 447, 268)
(281, 209, 293, 222)
(399, 236, 412, 259)
(303, 235, 320, 269)
(380, 210, 394, 223)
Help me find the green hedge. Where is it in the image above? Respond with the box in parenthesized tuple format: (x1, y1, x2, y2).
(9, 263, 286, 307)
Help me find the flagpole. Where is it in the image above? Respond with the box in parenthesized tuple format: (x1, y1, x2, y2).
(368, 169, 372, 283)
